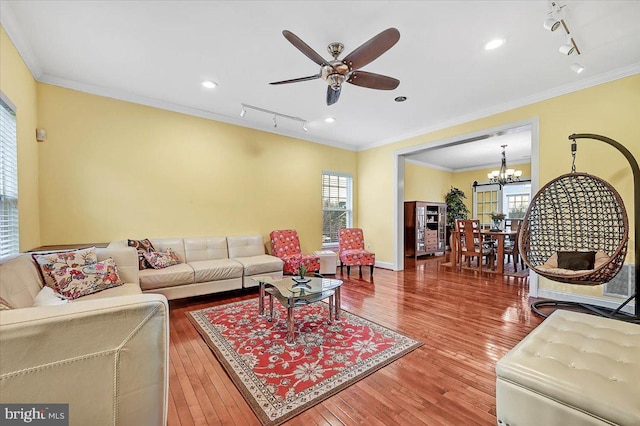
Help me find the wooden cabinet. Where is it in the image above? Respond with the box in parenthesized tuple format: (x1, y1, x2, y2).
(404, 201, 447, 257)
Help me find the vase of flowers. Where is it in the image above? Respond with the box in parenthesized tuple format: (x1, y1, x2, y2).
(490, 212, 506, 231)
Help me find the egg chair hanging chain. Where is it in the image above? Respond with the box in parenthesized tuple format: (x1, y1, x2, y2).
(570, 141, 577, 173)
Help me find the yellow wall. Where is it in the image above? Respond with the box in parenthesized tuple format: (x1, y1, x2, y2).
(358, 74, 639, 271)
(36, 84, 357, 253)
(452, 162, 531, 213)
(404, 162, 452, 202)
(0, 26, 40, 251)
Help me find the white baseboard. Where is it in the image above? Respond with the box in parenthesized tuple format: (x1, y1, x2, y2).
(536, 289, 635, 315)
(375, 261, 394, 270)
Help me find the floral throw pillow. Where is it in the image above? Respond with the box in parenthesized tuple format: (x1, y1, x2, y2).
(48, 258, 124, 300)
(128, 238, 156, 270)
(143, 248, 181, 269)
(32, 247, 98, 290)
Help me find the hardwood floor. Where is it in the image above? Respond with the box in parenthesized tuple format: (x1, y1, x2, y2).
(167, 256, 542, 425)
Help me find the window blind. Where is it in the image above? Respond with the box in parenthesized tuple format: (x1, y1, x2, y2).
(322, 172, 352, 246)
(0, 96, 19, 260)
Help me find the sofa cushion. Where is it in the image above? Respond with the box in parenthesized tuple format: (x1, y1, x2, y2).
(32, 247, 98, 290)
(227, 235, 266, 258)
(149, 238, 186, 263)
(190, 259, 243, 283)
(234, 255, 284, 276)
(139, 263, 194, 290)
(184, 237, 228, 262)
(143, 249, 182, 269)
(77, 283, 142, 301)
(128, 238, 156, 270)
(48, 258, 124, 300)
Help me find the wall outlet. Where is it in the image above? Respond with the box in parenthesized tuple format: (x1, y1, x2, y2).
(367, 244, 371, 249)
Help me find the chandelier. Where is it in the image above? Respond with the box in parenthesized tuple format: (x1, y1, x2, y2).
(488, 145, 522, 186)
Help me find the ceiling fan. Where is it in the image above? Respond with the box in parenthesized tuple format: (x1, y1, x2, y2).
(270, 28, 401, 106)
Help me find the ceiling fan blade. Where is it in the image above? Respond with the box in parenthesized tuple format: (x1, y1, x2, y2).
(343, 28, 400, 70)
(327, 86, 341, 106)
(347, 70, 399, 90)
(283, 30, 327, 66)
(270, 74, 321, 85)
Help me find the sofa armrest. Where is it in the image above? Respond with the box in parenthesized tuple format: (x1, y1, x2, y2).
(0, 294, 169, 426)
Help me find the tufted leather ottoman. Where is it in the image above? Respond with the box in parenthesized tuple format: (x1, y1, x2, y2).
(496, 310, 640, 425)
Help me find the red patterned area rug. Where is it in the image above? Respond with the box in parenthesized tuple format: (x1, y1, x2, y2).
(187, 298, 422, 425)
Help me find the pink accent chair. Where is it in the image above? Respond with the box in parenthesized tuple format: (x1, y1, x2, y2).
(337, 228, 375, 277)
(269, 230, 320, 275)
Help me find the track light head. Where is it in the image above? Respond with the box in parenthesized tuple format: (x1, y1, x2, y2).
(302, 122, 308, 132)
(543, 18, 561, 31)
(273, 115, 277, 128)
(240, 106, 246, 118)
(570, 63, 585, 74)
(559, 42, 576, 55)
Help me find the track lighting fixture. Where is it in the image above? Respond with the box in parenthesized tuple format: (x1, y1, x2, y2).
(543, 18, 561, 32)
(570, 63, 585, 74)
(559, 40, 575, 55)
(239, 103, 308, 133)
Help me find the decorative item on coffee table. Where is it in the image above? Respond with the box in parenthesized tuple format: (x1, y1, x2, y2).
(292, 264, 311, 288)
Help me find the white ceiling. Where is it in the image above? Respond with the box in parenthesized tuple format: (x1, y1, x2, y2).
(2, 1, 640, 157)
(405, 128, 532, 172)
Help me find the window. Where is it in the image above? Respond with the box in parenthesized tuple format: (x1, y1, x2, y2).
(0, 93, 18, 260)
(507, 193, 530, 218)
(322, 172, 352, 246)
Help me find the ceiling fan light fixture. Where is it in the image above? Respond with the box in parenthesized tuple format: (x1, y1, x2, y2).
(201, 80, 218, 89)
(484, 38, 506, 50)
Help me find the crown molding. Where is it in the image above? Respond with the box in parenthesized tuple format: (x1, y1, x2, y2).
(0, 2, 43, 79)
(358, 63, 640, 152)
(38, 73, 357, 152)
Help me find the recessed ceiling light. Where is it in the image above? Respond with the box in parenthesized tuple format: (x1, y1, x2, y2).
(484, 38, 506, 50)
(201, 80, 218, 89)
(395, 96, 407, 102)
(324, 117, 336, 123)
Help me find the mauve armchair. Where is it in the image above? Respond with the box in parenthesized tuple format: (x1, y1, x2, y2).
(338, 228, 375, 277)
(269, 230, 320, 275)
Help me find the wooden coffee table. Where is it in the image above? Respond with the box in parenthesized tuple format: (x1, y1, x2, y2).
(253, 275, 343, 344)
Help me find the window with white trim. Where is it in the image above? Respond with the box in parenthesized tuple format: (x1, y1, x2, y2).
(507, 193, 530, 218)
(0, 93, 19, 260)
(322, 171, 352, 247)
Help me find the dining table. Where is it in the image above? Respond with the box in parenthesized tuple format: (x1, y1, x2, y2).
(480, 229, 518, 274)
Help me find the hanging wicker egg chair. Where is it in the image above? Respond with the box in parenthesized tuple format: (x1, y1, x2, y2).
(519, 172, 629, 284)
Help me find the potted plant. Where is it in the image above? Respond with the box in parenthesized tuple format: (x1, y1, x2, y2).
(444, 186, 470, 249)
(445, 186, 470, 227)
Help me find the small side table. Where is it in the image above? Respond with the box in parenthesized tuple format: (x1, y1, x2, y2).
(313, 250, 337, 275)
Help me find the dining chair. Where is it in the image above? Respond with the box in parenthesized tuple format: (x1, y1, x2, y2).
(337, 228, 375, 277)
(503, 219, 524, 271)
(455, 219, 495, 272)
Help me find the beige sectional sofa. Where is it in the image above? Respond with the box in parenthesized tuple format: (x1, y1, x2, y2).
(109, 235, 283, 300)
(0, 247, 169, 426)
